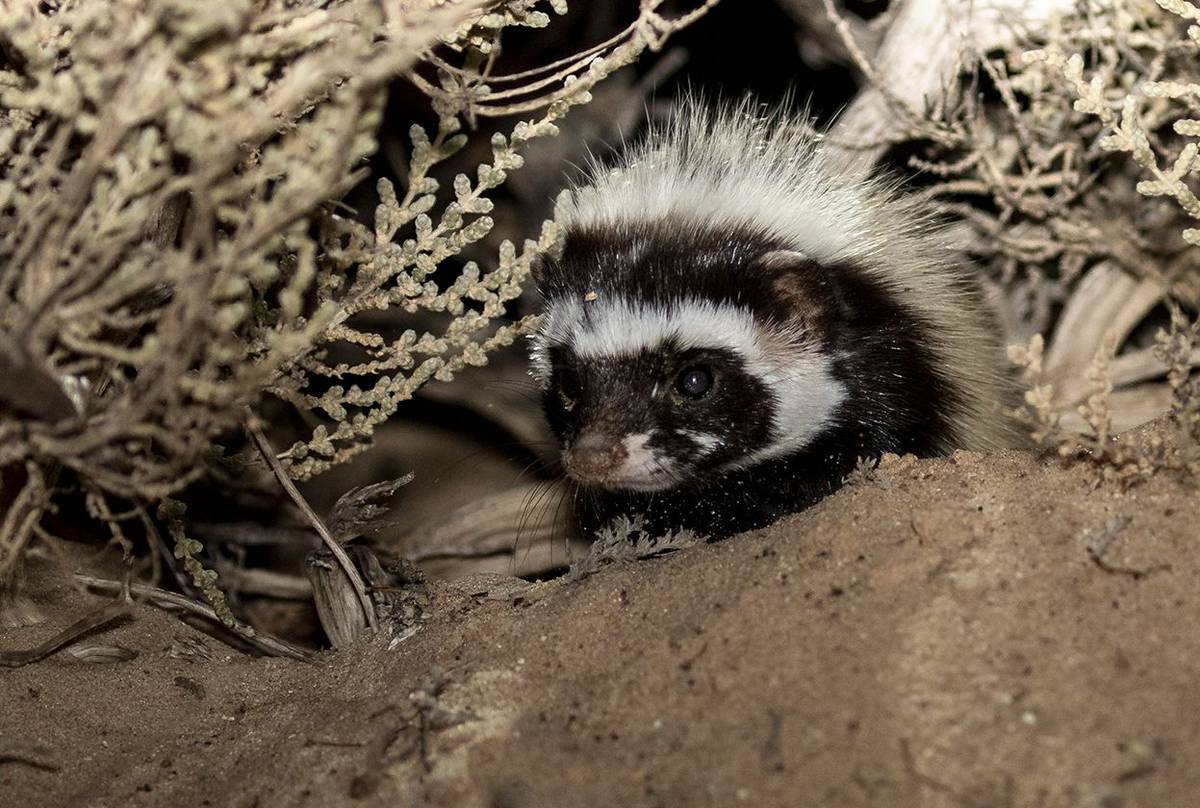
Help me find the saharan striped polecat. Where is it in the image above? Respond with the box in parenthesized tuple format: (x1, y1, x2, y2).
(530, 99, 1021, 539)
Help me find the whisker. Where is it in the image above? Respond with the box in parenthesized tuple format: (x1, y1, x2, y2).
(514, 478, 566, 575)
(549, 479, 578, 569)
(513, 480, 550, 550)
(566, 480, 583, 563)
(417, 436, 563, 493)
(512, 477, 561, 569)
(482, 378, 544, 392)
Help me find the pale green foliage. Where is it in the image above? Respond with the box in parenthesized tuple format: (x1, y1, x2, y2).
(1029, 30, 1200, 245)
(0, 0, 440, 589)
(0, 0, 451, 503)
(1009, 313, 1199, 481)
(449, 0, 569, 51)
(158, 499, 236, 628)
(274, 0, 719, 478)
(1006, 335, 1061, 447)
(565, 515, 701, 583)
(275, 110, 572, 479)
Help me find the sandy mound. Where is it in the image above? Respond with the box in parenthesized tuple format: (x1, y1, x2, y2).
(3, 442, 1198, 807)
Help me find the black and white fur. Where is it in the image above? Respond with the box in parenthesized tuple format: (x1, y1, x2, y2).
(531, 99, 1021, 539)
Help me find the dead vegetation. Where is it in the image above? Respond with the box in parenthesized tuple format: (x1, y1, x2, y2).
(985, 0, 1200, 481)
(909, 0, 1200, 434)
(564, 514, 700, 582)
(0, 0, 1198, 654)
(3, 2, 1200, 804)
(0, 0, 716, 635)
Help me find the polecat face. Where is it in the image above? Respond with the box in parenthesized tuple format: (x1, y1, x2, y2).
(540, 331, 771, 492)
(531, 226, 849, 493)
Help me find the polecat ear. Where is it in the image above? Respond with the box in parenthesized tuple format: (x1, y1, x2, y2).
(752, 250, 829, 325)
(752, 249, 815, 274)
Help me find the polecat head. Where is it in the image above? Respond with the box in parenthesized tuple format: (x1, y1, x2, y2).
(531, 224, 847, 492)
(530, 97, 1019, 494)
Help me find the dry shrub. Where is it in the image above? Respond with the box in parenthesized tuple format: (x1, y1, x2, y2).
(0, 0, 715, 608)
(1009, 312, 1200, 483)
(564, 515, 700, 582)
(998, 0, 1200, 477)
(863, 0, 1200, 437)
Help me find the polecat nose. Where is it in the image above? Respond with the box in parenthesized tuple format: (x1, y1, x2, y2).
(564, 432, 627, 482)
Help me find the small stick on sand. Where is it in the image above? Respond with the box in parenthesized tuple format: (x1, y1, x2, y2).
(0, 598, 129, 668)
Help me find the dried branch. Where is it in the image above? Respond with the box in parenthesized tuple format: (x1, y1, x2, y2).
(75, 574, 311, 662)
(0, 597, 129, 669)
(0, 0, 712, 607)
(245, 413, 377, 632)
(824, 0, 1200, 437)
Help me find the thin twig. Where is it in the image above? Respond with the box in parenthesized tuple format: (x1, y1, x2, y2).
(75, 574, 312, 661)
(0, 462, 48, 592)
(405, 0, 721, 118)
(0, 598, 129, 668)
(244, 411, 377, 632)
(138, 504, 192, 596)
(216, 564, 314, 600)
(0, 753, 60, 773)
(193, 521, 321, 547)
(425, 19, 637, 84)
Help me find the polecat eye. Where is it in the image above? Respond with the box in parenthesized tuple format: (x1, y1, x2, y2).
(675, 364, 713, 399)
(557, 369, 580, 410)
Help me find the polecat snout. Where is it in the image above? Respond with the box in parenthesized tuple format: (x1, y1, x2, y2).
(530, 99, 1021, 538)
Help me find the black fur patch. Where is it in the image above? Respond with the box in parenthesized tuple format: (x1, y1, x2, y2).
(539, 220, 968, 538)
(540, 220, 802, 323)
(544, 343, 776, 486)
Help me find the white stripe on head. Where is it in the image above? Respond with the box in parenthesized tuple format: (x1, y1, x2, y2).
(565, 296, 761, 362)
(533, 293, 848, 460)
(734, 355, 846, 467)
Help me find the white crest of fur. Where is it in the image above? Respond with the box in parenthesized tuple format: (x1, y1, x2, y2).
(550, 96, 1018, 452)
(542, 296, 762, 366)
(535, 293, 848, 462)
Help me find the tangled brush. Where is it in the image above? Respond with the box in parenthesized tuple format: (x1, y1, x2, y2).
(1001, 0, 1200, 478)
(894, 0, 1200, 437)
(0, 0, 715, 612)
